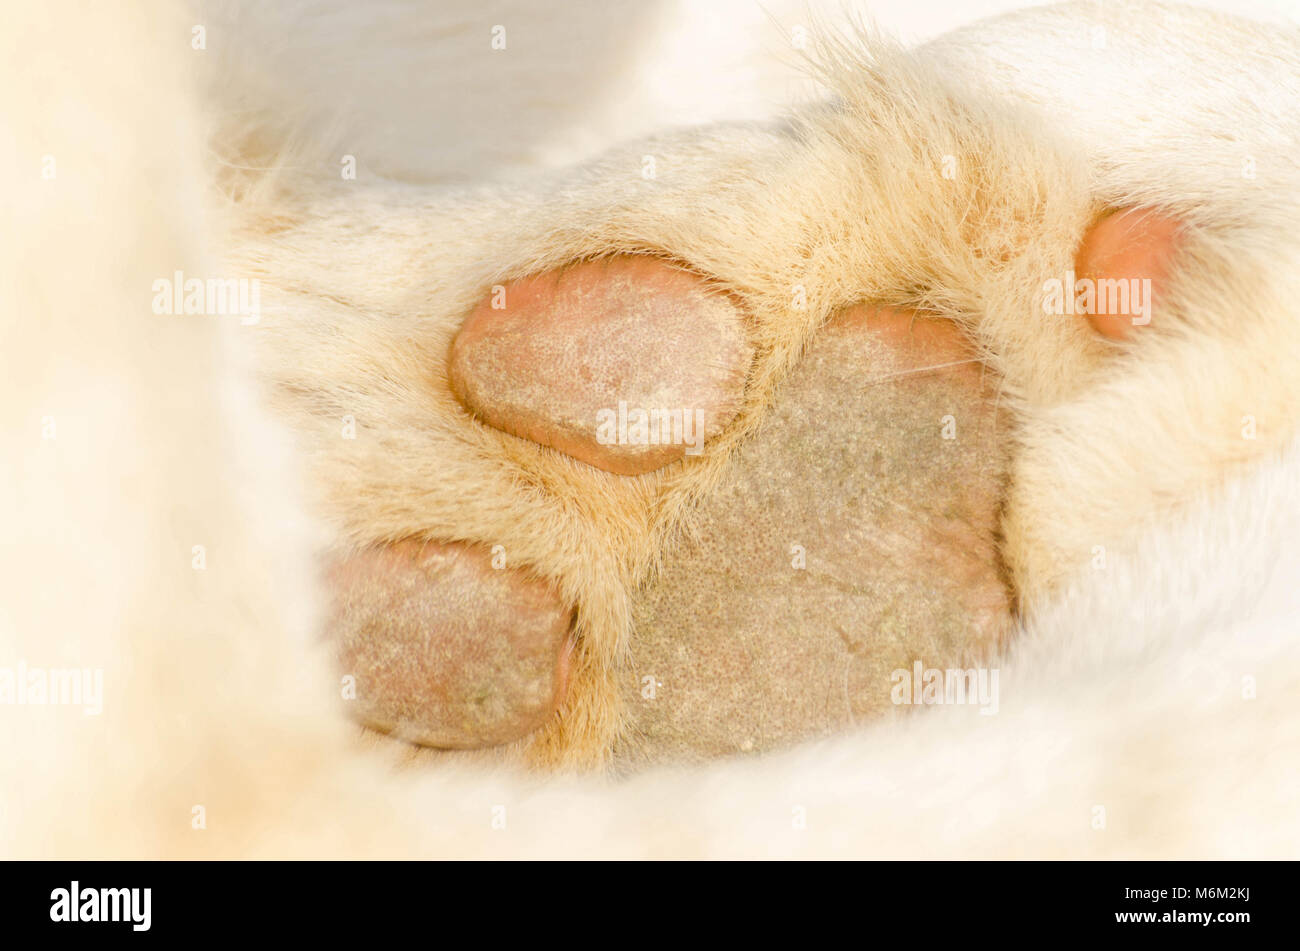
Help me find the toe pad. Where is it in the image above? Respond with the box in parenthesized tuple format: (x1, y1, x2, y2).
(450, 257, 752, 475)
(329, 540, 571, 749)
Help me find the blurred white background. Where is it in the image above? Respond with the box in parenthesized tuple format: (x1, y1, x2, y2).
(205, 0, 1300, 182)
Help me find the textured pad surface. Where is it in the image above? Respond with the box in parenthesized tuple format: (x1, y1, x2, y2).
(618, 306, 1010, 766)
(330, 540, 572, 748)
(450, 257, 753, 475)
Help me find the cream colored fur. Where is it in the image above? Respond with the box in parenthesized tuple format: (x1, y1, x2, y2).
(3, 0, 1298, 856)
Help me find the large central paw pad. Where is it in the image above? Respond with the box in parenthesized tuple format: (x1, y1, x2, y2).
(622, 304, 1010, 763)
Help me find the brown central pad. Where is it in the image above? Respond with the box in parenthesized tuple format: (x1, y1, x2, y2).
(618, 307, 1011, 767)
